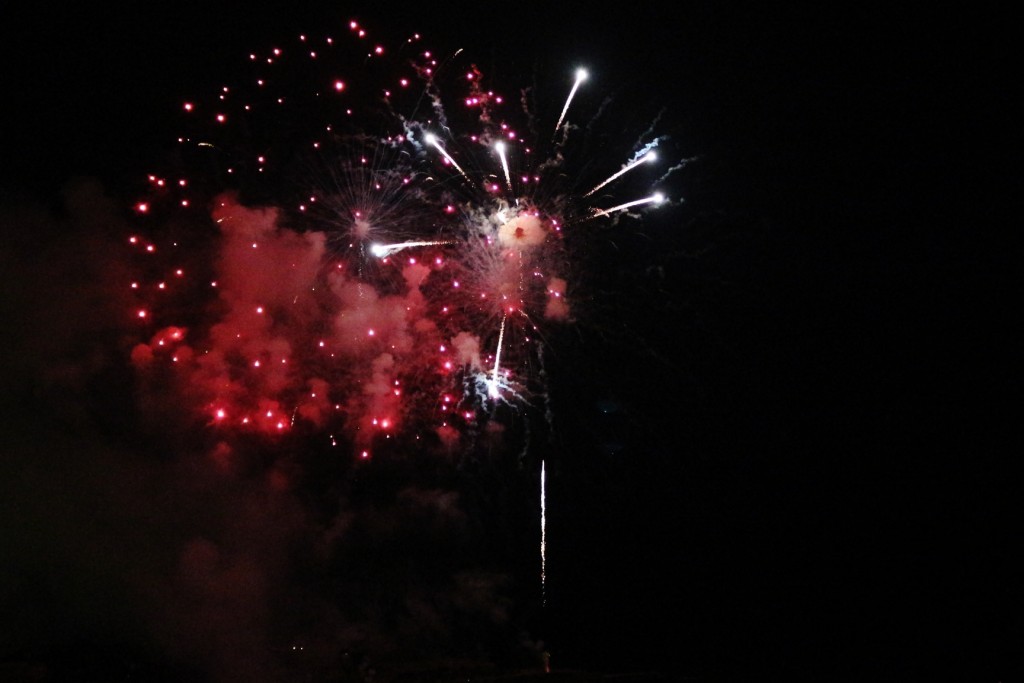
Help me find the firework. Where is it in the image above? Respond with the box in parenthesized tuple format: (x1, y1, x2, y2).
(125, 19, 674, 458)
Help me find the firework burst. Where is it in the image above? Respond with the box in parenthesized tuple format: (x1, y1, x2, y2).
(125, 18, 677, 459)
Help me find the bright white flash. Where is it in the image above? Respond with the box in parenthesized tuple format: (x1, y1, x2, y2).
(592, 192, 666, 218)
(554, 68, 588, 136)
(584, 150, 657, 197)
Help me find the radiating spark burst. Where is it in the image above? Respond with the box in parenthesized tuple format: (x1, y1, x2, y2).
(125, 19, 679, 457)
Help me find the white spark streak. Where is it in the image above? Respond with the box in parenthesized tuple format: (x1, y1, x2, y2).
(487, 314, 507, 399)
(592, 192, 665, 218)
(554, 68, 588, 136)
(369, 240, 453, 258)
(584, 150, 657, 197)
(494, 140, 513, 193)
(541, 458, 547, 606)
(424, 132, 471, 182)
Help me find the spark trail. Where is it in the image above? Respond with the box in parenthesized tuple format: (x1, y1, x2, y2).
(585, 150, 658, 197)
(494, 141, 513, 194)
(370, 240, 453, 257)
(591, 192, 666, 218)
(424, 132, 472, 184)
(541, 458, 547, 606)
(554, 68, 589, 136)
(488, 314, 507, 399)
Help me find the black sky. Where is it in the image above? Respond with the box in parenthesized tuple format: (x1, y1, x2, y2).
(1, 3, 1017, 681)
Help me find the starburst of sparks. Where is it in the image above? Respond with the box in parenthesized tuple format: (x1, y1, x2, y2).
(125, 18, 678, 459)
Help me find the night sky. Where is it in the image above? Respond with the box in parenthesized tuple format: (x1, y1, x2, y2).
(1, 3, 1016, 681)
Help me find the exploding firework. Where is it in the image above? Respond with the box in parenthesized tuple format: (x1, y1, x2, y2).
(125, 18, 677, 459)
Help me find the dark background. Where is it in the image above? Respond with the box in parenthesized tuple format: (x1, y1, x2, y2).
(1, 3, 1016, 680)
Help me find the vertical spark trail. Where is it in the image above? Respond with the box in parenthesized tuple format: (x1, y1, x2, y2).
(488, 314, 507, 399)
(584, 151, 657, 197)
(494, 141, 513, 194)
(554, 68, 588, 136)
(540, 458, 547, 607)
